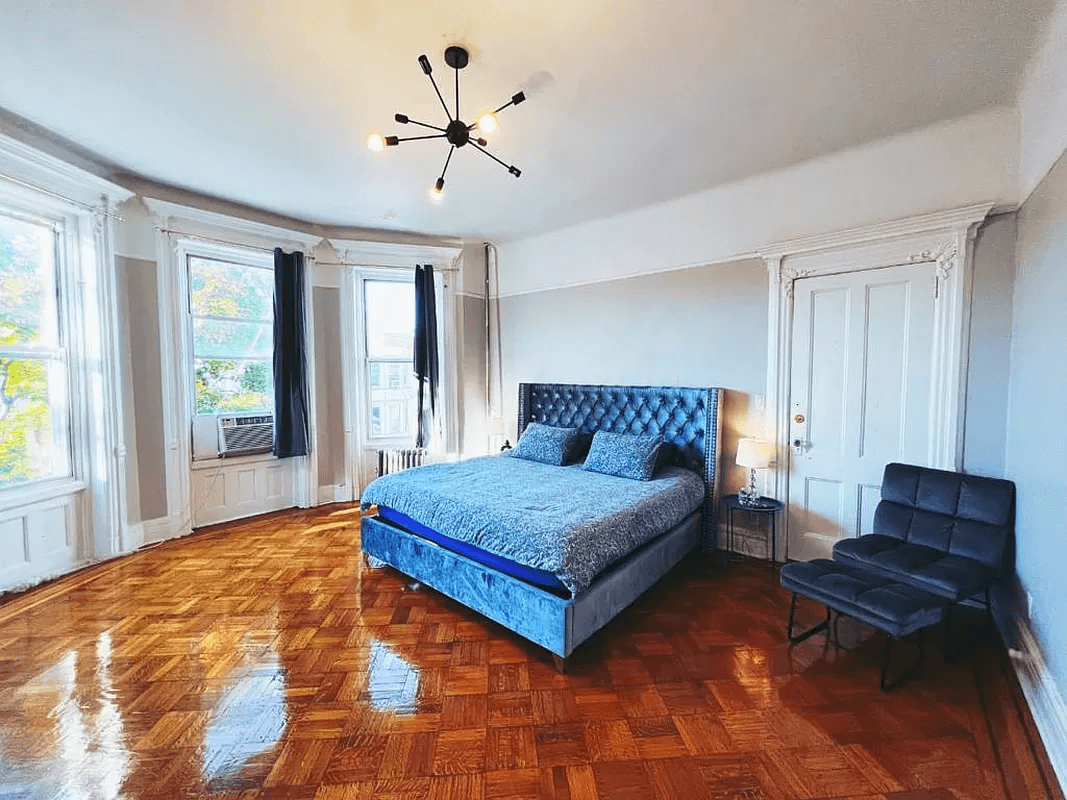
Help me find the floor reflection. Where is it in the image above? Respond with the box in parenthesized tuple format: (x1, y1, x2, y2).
(366, 639, 420, 713)
(200, 653, 288, 786)
(11, 631, 131, 800)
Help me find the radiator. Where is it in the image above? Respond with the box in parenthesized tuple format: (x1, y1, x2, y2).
(376, 448, 428, 476)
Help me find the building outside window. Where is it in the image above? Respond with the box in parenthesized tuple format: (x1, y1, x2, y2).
(0, 209, 71, 488)
(363, 279, 416, 439)
(188, 256, 274, 415)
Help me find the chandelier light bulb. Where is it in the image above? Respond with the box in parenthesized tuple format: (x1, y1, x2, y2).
(367, 132, 385, 152)
(477, 112, 498, 134)
(430, 178, 445, 203)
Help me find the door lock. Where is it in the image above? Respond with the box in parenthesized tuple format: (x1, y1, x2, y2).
(793, 413, 805, 424)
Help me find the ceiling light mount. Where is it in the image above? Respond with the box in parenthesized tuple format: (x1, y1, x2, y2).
(443, 45, 469, 70)
(368, 45, 526, 200)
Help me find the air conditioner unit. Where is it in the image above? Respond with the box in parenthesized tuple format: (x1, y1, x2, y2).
(217, 414, 274, 457)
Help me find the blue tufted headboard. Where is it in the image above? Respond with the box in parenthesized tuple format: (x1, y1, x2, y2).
(517, 383, 724, 553)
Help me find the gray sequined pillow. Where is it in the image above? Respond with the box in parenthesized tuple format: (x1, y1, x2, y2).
(511, 423, 579, 466)
(582, 431, 663, 481)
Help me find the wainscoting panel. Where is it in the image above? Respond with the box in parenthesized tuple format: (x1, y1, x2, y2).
(0, 492, 79, 593)
(191, 457, 295, 528)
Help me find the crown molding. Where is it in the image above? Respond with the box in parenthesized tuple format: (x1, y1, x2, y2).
(757, 202, 995, 260)
(327, 237, 463, 269)
(0, 131, 133, 207)
(143, 197, 322, 251)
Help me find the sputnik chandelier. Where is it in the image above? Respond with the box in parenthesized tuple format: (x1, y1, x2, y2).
(367, 46, 525, 202)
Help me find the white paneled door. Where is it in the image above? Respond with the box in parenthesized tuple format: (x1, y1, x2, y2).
(787, 263, 937, 562)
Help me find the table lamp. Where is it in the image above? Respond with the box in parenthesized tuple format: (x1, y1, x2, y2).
(736, 437, 773, 506)
(489, 416, 511, 451)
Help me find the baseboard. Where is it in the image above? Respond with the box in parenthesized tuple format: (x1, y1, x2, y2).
(317, 484, 351, 505)
(991, 583, 1067, 793)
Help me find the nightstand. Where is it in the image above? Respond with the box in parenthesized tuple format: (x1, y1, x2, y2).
(722, 494, 784, 566)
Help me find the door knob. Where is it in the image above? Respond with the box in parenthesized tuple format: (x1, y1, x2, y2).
(794, 414, 805, 424)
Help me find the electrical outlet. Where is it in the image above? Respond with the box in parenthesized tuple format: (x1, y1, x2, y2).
(1026, 590, 1035, 619)
(754, 394, 766, 411)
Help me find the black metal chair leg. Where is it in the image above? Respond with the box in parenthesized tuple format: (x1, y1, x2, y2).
(880, 628, 925, 692)
(787, 593, 832, 644)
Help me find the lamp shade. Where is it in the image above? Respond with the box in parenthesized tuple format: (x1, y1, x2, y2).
(736, 437, 773, 469)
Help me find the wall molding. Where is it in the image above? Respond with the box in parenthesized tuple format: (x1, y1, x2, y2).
(992, 584, 1067, 794)
(495, 251, 761, 299)
(761, 203, 993, 560)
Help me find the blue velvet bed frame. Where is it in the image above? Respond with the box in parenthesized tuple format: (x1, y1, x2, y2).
(360, 383, 724, 663)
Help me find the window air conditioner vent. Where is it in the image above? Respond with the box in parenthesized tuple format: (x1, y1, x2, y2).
(217, 414, 274, 457)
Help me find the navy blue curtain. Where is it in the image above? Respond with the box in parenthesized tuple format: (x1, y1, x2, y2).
(413, 264, 439, 448)
(273, 248, 309, 457)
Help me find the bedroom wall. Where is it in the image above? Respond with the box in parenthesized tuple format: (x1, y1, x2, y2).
(498, 258, 770, 518)
(962, 213, 1017, 478)
(313, 286, 345, 491)
(1006, 147, 1067, 701)
(497, 107, 1019, 297)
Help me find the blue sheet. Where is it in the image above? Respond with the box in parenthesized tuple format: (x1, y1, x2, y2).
(376, 506, 569, 594)
(361, 454, 705, 594)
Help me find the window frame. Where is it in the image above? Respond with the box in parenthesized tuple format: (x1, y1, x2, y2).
(173, 238, 276, 465)
(186, 253, 275, 417)
(0, 198, 77, 496)
(358, 270, 419, 444)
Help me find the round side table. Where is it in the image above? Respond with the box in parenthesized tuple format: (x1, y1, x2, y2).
(722, 494, 784, 566)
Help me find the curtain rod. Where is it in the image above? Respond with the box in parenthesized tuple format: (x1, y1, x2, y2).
(0, 172, 125, 221)
(155, 227, 314, 256)
(315, 259, 459, 272)
(156, 230, 459, 271)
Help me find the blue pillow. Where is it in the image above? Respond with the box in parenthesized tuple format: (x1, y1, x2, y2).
(511, 423, 578, 466)
(583, 431, 663, 481)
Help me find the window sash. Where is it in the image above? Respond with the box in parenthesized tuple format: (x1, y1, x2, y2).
(187, 255, 276, 417)
(0, 352, 72, 488)
(0, 204, 70, 492)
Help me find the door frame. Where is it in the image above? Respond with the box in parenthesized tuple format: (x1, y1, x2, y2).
(759, 203, 992, 560)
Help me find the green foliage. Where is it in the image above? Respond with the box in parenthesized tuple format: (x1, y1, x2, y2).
(0, 356, 53, 486)
(0, 215, 53, 347)
(195, 359, 272, 415)
(240, 361, 270, 393)
(189, 259, 273, 321)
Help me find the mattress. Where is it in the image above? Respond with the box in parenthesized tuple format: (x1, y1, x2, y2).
(376, 506, 570, 594)
(361, 454, 705, 595)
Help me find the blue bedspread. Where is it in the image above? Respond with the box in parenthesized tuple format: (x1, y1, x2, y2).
(361, 455, 705, 594)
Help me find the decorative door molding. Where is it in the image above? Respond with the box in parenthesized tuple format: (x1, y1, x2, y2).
(760, 203, 993, 509)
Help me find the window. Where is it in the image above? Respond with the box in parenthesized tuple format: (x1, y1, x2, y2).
(363, 278, 416, 439)
(188, 256, 274, 415)
(0, 209, 70, 488)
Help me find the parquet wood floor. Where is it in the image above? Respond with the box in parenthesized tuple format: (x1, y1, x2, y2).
(0, 505, 1061, 799)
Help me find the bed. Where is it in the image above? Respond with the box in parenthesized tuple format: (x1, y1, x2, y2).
(359, 382, 724, 666)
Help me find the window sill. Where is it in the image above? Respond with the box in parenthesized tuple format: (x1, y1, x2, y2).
(191, 452, 288, 471)
(0, 477, 87, 514)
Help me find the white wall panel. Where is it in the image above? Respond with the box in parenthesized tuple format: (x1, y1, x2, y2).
(0, 494, 78, 592)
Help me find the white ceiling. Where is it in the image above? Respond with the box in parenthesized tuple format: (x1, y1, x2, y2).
(0, 0, 1055, 242)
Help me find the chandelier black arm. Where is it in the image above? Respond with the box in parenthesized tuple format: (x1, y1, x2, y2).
(439, 146, 455, 181)
(389, 133, 447, 145)
(469, 142, 522, 177)
(424, 70, 453, 121)
(494, 92, 526, 114)
(396, 115, 447, 133)
(455, 66, 460, 120)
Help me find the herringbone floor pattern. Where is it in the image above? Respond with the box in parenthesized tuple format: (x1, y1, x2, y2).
(0, 505, 1060, 799)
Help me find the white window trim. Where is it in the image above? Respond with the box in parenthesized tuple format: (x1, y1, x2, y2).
(357, 268, 419, 446)
(151, 201, 320, 537)
(0, 132, 133, 565)
(183, 243, 275, 429)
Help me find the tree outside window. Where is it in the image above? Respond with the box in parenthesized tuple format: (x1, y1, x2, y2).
(189, 256, 274, 415)
(0, 211, 70, 488)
